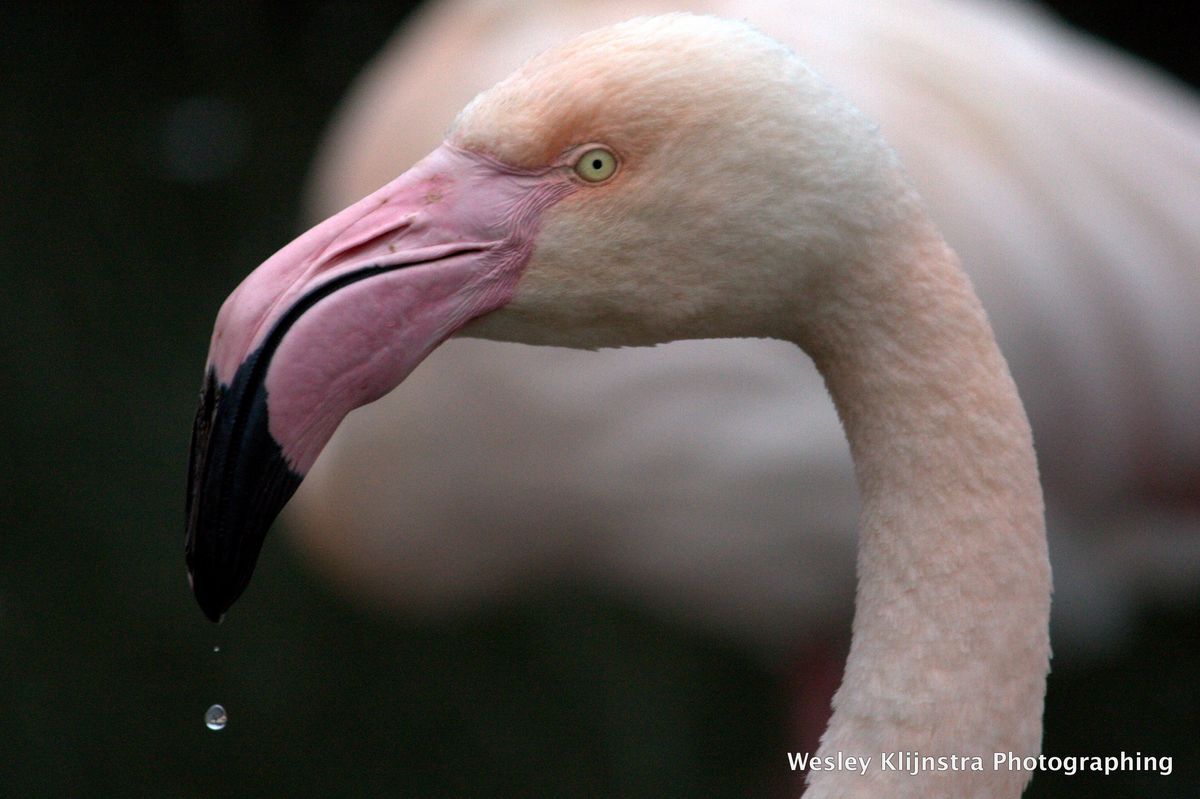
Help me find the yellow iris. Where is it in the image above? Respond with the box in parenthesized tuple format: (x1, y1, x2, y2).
(574, 148, 617, 182)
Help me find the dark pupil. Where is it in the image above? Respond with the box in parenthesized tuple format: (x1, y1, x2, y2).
(591, 158, 603, 170)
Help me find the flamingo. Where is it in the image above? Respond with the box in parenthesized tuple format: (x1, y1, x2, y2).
(289, 0, 1200, 661)
(186, 14, 1051, 797)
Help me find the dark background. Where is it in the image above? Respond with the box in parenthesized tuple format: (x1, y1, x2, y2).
(2, 2, 1196, 796)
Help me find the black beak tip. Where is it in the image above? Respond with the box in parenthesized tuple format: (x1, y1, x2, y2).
(185, 359, 303, 624)
(195, 591, 228, 624)
(186, 556, 230, 624)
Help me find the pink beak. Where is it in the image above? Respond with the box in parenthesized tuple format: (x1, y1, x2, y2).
(185, 144, 576, 621)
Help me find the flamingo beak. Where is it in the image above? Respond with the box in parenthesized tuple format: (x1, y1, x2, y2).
(185, 144, 573, 621)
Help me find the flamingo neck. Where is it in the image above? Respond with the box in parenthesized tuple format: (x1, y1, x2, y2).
(796, 228, 1051, 798)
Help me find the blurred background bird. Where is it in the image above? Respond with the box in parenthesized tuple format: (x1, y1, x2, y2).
(1, 1, 1196, 796)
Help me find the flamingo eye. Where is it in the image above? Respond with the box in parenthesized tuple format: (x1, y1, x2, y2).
(574, 148, 617, 182)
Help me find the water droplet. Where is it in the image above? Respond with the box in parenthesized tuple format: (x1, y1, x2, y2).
(205, 704, 227, 731)
(212, 646, 220, 653)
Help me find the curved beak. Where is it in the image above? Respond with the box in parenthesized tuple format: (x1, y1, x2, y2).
(185, 144, 571, 621)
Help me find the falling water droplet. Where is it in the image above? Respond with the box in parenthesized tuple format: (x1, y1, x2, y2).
(213, 645, 220, 653)
(205, 704, 227, 731)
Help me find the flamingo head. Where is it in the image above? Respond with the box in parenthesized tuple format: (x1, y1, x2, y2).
(185, 13, 908, 621)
